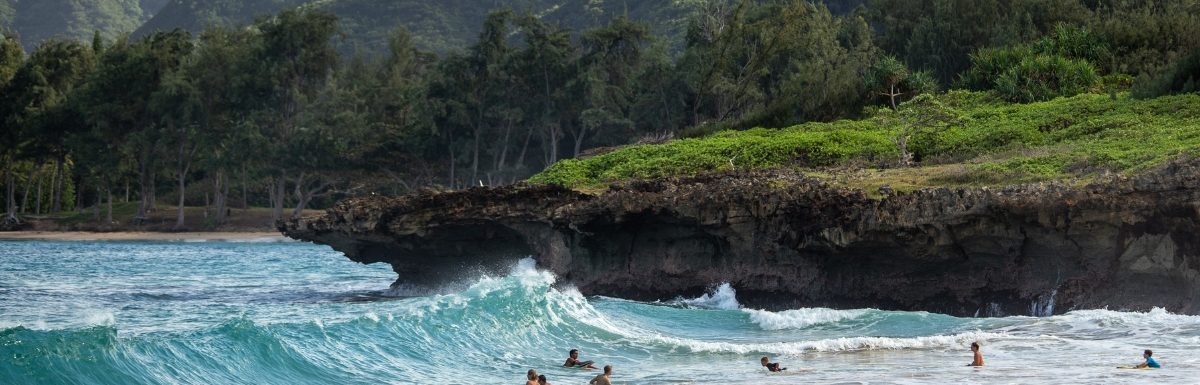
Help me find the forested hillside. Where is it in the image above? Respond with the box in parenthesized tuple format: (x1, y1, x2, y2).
(137, 0, 702, 53)
(2, 0, 1199, 231)
(0, 0, 147, 49)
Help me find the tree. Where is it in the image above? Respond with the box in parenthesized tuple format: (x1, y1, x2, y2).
(575, 16, 650, 155)
(875, 94, 958, 167)
(0, 33, 25, 224)
(151, 65, 200, 229)
(2, 38, 94, 222)
(252, 9, 340, 221)
(85, 31, 193, 224)
(866, 56, 937, 109)
(190, 26, 258, 224)
(510, 15, 575, 169)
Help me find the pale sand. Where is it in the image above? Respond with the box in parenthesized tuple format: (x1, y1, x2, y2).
(0, 231, 288, 242)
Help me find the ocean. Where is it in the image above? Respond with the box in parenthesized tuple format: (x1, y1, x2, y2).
(1, 240, 1197, 384)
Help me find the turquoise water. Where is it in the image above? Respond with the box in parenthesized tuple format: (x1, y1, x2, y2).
(2, 240, 1199, 384)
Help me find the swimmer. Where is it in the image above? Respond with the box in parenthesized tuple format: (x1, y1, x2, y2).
(967, 342, 984, 367)
(589, 365, 613, 385)
(563, 349, 598, 369)
(760, 356, 786, 372)
(1136, 349, 1161, 369)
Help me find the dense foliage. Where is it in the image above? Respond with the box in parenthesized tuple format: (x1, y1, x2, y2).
(0, 0, 146, 49)
(2, 0, 1199, 228)
(531, 91, 1200, 188)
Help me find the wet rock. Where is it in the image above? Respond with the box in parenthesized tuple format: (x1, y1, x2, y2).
(281, 159, 1200, 316)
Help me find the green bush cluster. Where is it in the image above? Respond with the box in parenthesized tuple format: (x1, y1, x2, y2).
(1132, 49, 1200, 99)
(531, 91, 1200, 188)
(960, 25, 1107, 103)
(993, 55, 1100, 103)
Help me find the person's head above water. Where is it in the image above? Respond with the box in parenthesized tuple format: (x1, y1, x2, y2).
(538, 374, 548, 384)
(971, 342, 980, 351)
(527, 369, 538, 380)
(604, 365, 613, 374)
(569, 349, 579, 358)
(1144, 349, 1153, 358)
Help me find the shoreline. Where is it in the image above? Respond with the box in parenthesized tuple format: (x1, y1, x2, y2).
(0, 231, 287, 242)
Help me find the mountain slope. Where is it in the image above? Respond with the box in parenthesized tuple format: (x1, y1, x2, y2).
(2, 0, 144, 49)
(136, 0, 697, 53)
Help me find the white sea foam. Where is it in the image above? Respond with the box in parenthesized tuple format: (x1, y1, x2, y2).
(1057, 307, 1200, 324)
(612, 326, 1011, 356)
(744, 307, 872, 330)
(85, 309, 116, 326)
(677, 282, 741, 310)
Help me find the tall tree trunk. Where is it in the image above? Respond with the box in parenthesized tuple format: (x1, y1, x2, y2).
(34, 171, 42, 215)
(240, 166, 249, 209)
(174, 122, 192, 230)
(51, 157, 63, 213)
(135, 157, 150, 222)
(471, 125, 481, 186)
(174, 171, 187, 230)
(270, 171, 286, 224)
(516, 126, 533, 172)
(292, 178, 332, 219)
(447, 143, 456, 189)
(124, 181, 129, 203)
(573, 127, 587, 158)
(75, 176, 84, 214)
(20, 165, 36, 214)
(106, 187, 113, 224)
(213, 170, 227, 223)
(93, 185, 100, 222)
(494, 119, 513, 173)
(148, 168, 156, 211)
(4, 164, 17, 223)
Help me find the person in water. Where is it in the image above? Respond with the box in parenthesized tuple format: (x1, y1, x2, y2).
(967, 342, 984, 367)
(1136, 349, 1161, 368)
(563, 349, 598, 369)
(525, 369, 539, 385)
(589, 365, 613, 385)
(760, 356, 786, 372)
(537, 374, 552, 385)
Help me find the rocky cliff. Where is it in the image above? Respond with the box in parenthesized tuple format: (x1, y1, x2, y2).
(281, 159, 1200, 316)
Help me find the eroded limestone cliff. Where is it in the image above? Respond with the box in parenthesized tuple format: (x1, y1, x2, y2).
(281, 160, 1200, 316)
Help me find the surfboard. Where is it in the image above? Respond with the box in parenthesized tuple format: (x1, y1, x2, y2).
(573, 360, 594, 368)
(1116, 365, 1152, 370)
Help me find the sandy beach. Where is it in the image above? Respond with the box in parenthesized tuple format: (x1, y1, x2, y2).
(0, 231, 288, 242)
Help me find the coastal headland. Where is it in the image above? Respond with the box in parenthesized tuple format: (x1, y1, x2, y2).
(281, 159, 1200, 317)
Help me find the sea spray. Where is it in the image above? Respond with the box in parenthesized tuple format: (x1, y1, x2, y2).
(676, 282, 741, 310)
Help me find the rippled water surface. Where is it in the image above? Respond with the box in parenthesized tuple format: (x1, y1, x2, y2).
(2, 240, 1198, 384)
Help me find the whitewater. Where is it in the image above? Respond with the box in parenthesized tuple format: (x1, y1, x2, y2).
(2, 241, 1198, 384)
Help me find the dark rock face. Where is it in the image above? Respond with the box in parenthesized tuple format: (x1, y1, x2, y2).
(281, 160, 1200, 316)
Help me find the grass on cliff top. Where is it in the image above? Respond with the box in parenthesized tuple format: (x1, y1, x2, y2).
(530, 91, 1200, 193)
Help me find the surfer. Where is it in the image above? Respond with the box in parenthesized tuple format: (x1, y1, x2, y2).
(760, 356, 786, 372)
(1136, 349, 1161, 369)
(589, 365, 614, 385)
(525, 369, 539, 385)
(537, 374, 552, 385)
(967, 342, 984, 367)
(563, 349, 598, 369)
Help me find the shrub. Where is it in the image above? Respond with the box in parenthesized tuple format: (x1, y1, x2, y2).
(1131, 49, 1200, 99)
(993, 55, 1099, 102)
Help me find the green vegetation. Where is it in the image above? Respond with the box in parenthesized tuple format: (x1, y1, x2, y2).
(137, 0, 699, 54)
(531, 91, 1200, 189)
(3, 0, 1200, 229)
(0, 0, 145, 49)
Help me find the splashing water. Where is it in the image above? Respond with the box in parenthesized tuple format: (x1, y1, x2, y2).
(2, 240, 1198, 384)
